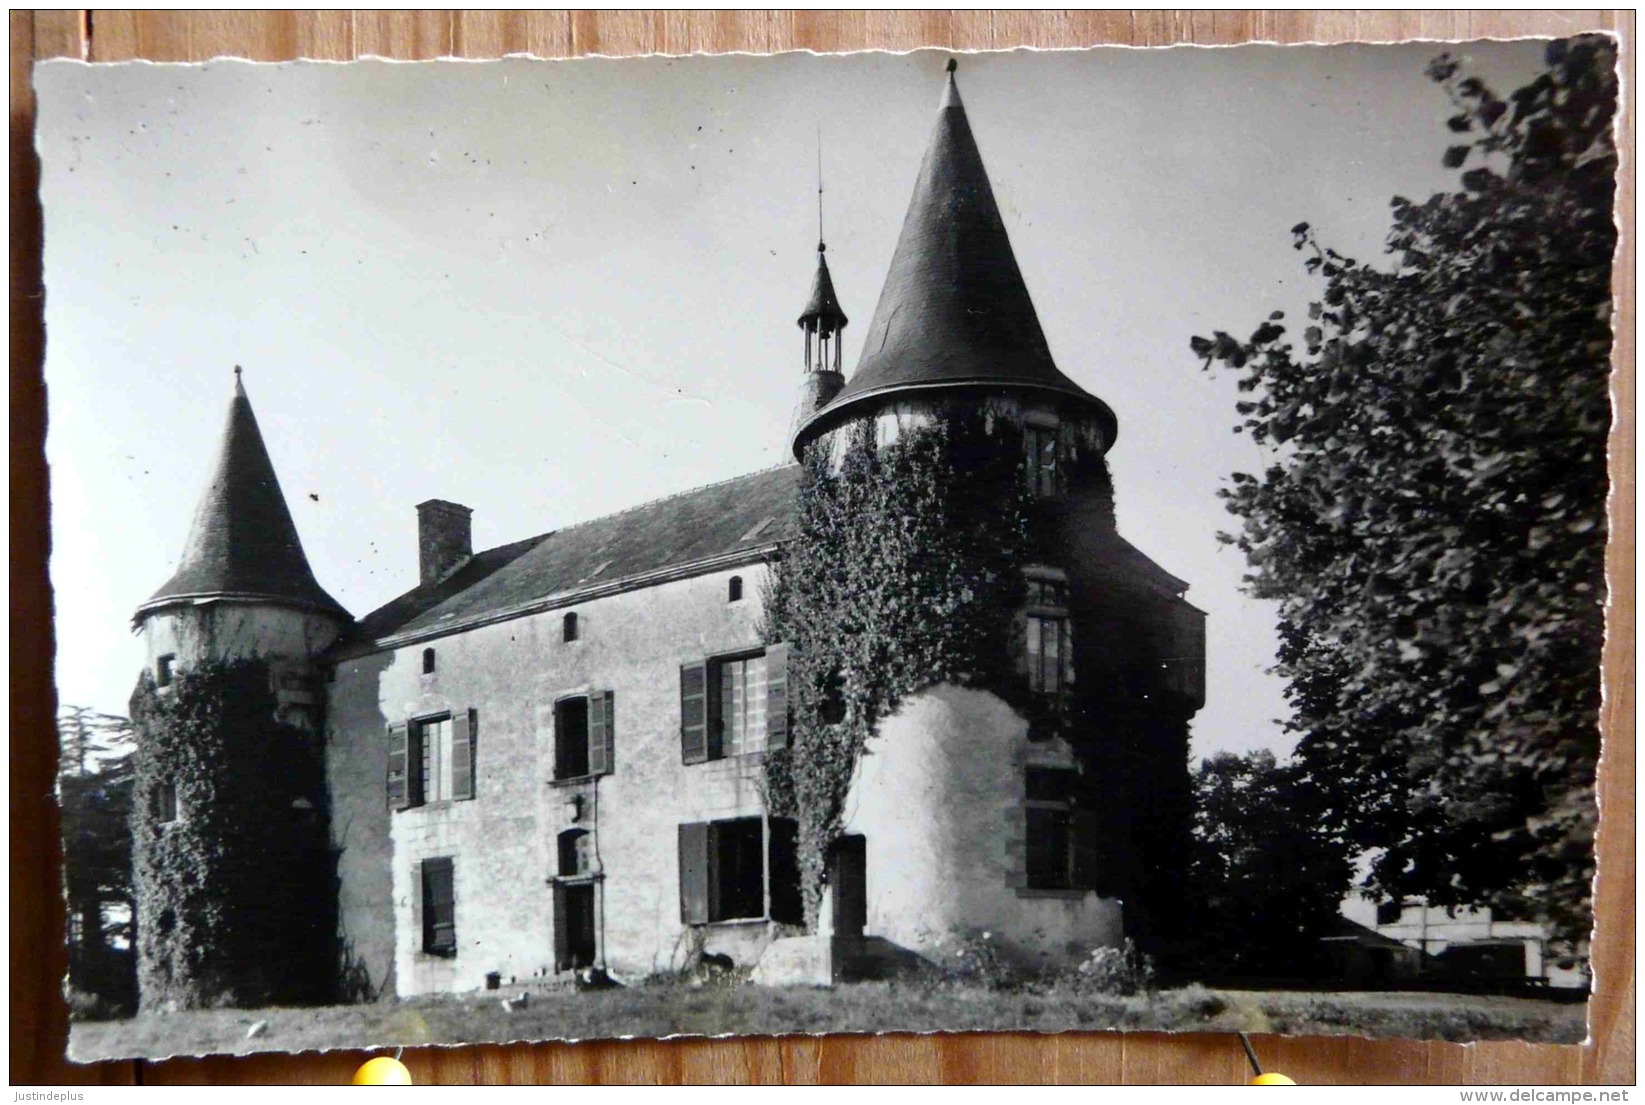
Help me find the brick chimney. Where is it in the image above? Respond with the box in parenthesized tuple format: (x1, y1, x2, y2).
(416, 500, 472, 586)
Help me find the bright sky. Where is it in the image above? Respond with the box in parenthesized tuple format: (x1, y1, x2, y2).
(36, 40, 1548, 758)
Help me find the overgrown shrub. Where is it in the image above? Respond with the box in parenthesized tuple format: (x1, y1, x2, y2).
(1067, 939, 1157, 997)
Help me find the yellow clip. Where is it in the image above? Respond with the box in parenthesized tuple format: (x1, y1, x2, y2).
(352, 1055, 413, 1085)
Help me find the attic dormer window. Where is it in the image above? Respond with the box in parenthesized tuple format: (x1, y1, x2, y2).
(422, 648, 436, 675)
(563, 612, 579, 643)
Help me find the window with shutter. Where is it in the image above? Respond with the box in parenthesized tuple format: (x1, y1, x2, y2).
(764, 643, 790, 751)
(587, 691, 615, 776)
(678, 822, 710, 923)
(679, 662, 708, 765)
(422, 856, 456, 956)
(387, 722, 411, 811)
(450, 709, 476, 801)
(411, 715, 454, 803)
(551, 881, 571, 971)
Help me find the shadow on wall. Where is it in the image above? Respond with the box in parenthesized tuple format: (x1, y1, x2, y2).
(328, 648, 396, 1002)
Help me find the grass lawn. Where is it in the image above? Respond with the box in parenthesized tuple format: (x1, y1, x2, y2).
(70, 983, 1587, 1062)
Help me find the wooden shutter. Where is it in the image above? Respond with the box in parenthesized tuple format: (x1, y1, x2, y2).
(588, 691, 615, 776)
(552, 882, 570, 972)
(451, 709, 475, 801)
(766, 817, 803, 924)
(680, 662, 708, 765)
(1072, 809, 1102, 890)
(409, 859, 425, 953)
(764, 643, 790, 751)
(387, 722, 410, 811)
(425, 858, 456, 955)
(678, 821, 710, 923)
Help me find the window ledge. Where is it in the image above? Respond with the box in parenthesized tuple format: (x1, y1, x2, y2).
(548, 774, 603, 789)
(700, 917, 772, 928)
(549, 872, 604, 886)
(1016, 888, 1090, 900)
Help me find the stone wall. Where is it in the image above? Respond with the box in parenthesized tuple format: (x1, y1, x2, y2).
(842, 683, 1124, 971)
(327, 563, 780, 997)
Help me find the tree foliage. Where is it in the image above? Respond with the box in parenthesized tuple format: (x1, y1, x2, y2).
(57, 706, 137, 1017)
(1186, 750, 1352, 977)
(1191, 38, 1617, 937)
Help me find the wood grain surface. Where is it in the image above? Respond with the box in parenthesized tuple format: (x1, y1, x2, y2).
(10, 9, 1635, 1086)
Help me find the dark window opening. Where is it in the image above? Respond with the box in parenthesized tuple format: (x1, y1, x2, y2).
(422, 647, 436, 674)
(728, 575, 743, 602)
(563, 612, 579, 642)
(421, 857, 456, 957)
(555, 697, 590, 780)
(156, 654, 175, 688)
(153, 782, 178, 825)
(1025, 767, 1080, 890)
(819, 668, 846, 725)
(555, 883, 597, 971)
(713, 818, 765, 921)
(558, 828, 592, 878)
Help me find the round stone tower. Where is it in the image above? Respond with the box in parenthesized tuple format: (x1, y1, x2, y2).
(129, 369, 350, 1010)
(788, 61, 1204, 960)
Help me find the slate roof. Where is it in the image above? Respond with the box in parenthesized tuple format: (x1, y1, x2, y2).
(348, 465, 801, 647)
(798, 247, 848, 331)
(138, 374, 348, 621)
(794, 66, 1116, 454)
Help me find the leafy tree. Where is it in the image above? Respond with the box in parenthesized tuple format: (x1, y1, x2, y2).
(1187, 750, 1352, 977)
(1191, 37, 1616, 937)
(57, 706, 137, 1016)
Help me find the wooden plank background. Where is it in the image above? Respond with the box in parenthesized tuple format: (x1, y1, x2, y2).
(9, 8, 1635, 1086)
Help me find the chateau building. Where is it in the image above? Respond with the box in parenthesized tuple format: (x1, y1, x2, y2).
(131, 64, 1205, 1005)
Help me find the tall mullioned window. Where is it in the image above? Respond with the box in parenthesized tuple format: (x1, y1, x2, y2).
(1025, 577, 1072, 694)
(719, 653, 769, 757)
(1024, 425, 1061, 498)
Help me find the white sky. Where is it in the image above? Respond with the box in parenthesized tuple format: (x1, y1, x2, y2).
(36, 40, 1549, 759)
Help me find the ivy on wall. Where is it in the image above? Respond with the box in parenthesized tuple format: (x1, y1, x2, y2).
(129, 658, 337, 1010)
(762, 408, 1042, 927)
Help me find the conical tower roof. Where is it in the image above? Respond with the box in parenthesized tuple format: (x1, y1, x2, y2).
(793, 62, 1116, 453)
(137, 371, 348, 621)
(798, 245, 848, 331)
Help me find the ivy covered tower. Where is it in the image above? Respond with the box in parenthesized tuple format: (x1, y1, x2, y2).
(780, 60, 1204, 964)
(129, 369, 349, 1010)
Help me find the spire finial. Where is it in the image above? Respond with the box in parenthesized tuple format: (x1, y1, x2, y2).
(946, 57, 957, 74)
(233, 364, 245, 396)
(816, 124, 825, 253)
